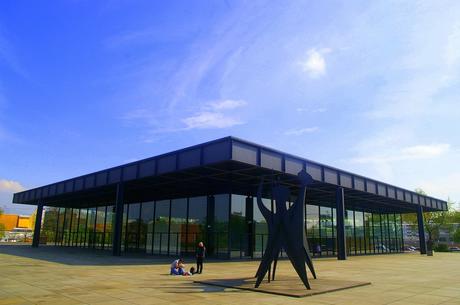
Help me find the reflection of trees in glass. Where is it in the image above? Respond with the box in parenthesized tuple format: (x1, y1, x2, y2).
(320, 207, 334, 253)
(42, 207, 59, 242)
(170, 198, 187, 254)
(0, 207, 4, 238)
(364, 212, 373, 252)
(153, 200, 170, 253)
(139, 202, 154, 251)
(188, 197, 206, 251)
(230, 195, 247, 257)
(214, 194, 229, 255)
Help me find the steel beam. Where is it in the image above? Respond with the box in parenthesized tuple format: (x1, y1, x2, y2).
(32, 204, 43, 248)
(112, 183, 124, 256)
(336, 187, 347, 260)
(416, 205, 427, 255)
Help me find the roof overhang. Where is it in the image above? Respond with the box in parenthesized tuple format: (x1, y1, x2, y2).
(13, 136, 447, 213)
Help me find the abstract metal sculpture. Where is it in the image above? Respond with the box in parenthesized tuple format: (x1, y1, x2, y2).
(254, 169, 317, 289)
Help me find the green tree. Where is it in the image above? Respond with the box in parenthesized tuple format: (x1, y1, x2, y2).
(453, 228, 460, 244)
(0, 207, 5, 238)
(402, 189, 457, 244)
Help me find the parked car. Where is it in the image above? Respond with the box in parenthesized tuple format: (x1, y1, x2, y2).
(449, 247, 460, 252)
(404, 246, 416, 252)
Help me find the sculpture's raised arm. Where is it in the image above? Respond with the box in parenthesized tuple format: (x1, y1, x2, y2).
(289, 170, 313, 215)
(257, 177, 272, 220)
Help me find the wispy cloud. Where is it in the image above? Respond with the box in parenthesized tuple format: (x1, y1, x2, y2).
(0, 28, 27, 78)
(0, 179, 25, 193)
(182, 99, 247, 130)
(300, 48, 330, 78)
(182, 112, 243, 129)
(417, 172, 460, 210)
(351, 143, 450, 164)
(284, 127, 319, 136)
(207, 99, 246, 110)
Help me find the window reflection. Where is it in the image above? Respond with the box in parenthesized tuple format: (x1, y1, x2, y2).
(45, 194, 405, 258)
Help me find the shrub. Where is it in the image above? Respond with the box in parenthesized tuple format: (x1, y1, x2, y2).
(433, 243, 449, 252)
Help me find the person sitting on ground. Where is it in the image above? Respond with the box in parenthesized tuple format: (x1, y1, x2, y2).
(170, 258, 185, 275)
(170, 258, 192, 276)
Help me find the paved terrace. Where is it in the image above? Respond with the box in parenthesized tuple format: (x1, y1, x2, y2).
(1, 246, 459, 305)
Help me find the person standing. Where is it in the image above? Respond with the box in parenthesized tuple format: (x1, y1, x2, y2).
(196, 241, 206, 274)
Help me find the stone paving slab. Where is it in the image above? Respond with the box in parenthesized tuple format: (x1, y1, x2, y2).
(195, 276, 371, 297)
(1, 245, 460, 305)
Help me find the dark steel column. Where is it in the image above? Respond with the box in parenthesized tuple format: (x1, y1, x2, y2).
(336, 187, 347, 260)
(32, 204, 44, 248)
(112, 183, 124, 256)
(416, 205, 427, 255)
(246, 196, 254, 258)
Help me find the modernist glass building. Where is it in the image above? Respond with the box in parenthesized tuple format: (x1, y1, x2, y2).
(14, 137, 446, 259)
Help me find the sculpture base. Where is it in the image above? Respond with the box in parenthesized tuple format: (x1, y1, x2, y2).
(195, 276, 371, 298)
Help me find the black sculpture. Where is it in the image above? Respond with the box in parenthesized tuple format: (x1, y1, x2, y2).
(254, 169, 317, 289)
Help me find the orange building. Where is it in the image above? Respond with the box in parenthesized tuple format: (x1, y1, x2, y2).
(0, 214, 34, 231)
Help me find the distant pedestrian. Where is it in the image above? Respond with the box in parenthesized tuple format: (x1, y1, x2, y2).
(196, 241, 206, 274)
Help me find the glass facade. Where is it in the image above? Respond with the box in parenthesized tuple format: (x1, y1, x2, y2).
(42, 193, 405, 258)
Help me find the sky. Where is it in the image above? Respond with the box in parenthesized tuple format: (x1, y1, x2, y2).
(1, 1, 459, 214)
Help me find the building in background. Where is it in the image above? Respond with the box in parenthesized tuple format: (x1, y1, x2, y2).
(0, 212, 35, 242)
(13, 137, 446, 259)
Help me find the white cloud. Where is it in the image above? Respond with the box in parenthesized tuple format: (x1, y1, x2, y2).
(284, 127, 319, 136)
(401, 144, 451, 159)
(0, 179, 25, 193)
(301, 48, 329, 78)
(180, 99, 247, 130)
(207, 99, 247, 110)
(351, 143, 450, 164)
(417, 172, 460, 210)
(182, 112, 243, 129)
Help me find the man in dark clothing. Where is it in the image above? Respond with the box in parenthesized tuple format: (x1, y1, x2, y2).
(196, 241, 206, 274)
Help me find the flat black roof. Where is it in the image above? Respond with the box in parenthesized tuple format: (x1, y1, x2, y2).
(13, 136, 447, 213)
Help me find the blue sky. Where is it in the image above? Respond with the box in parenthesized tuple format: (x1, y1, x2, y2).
(1, 1, 459, 214)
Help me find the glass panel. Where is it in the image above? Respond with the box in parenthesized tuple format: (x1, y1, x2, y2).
(56, 208, 65, 245)
(214, 194, 229, 257)
(104, 206, 115, 250)
(94, 206, 106, 249)
(187, 196, 207, 254)
(42, 207, 59, 245)
(364, 212, 373, 254)
(69, 209, 79, 246)
(121, 204, 128, 250)
(86, 208, 96, 248)
(345, 210, 354, 255)
(126, 203, 141, 251)
(62, 208, 72, 246)
(381, 214, 390, 252)
(153, 200, 170, 254)
(354, 211, 364, 254)
(320, 206, 333, 256)
(170, 198, 187, 256)
(140, 201, 154, 253)
(332, 208, 337, 255)
(230, 195, 247, 258)
(373, 214, 384, 253)
(395, 214, 403, 252)
(254, 197, 269, 258)
(306, 204, 320, 256)
(78, 209, 88, 247)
